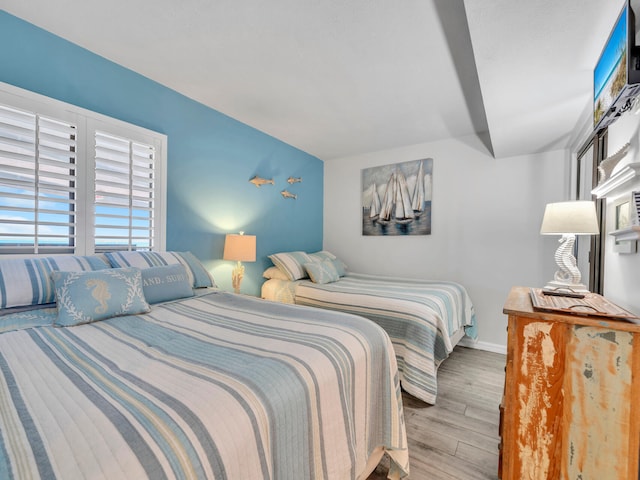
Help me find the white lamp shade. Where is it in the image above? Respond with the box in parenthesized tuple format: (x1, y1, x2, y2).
(540, 201, 599, 235)
(223, 234, 256, 262)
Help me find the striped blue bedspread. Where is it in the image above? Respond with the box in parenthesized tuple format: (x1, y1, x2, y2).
(0, 291, 409, 479)
(291, 273, 477, 404)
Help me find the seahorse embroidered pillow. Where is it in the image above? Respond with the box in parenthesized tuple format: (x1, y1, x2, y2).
(51, 268, 150, 326)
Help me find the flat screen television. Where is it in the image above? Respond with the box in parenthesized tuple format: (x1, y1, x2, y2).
(594, 1, 640, 132)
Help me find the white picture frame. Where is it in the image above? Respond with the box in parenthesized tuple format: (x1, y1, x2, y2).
(613, 197, 638, 253)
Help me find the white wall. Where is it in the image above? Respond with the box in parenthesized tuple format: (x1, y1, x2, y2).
(323, 134, 569, 352)
(598, 112, 640, 315)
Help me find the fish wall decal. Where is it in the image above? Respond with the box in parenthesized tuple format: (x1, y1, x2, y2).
(281, 190, 297, 200)
(249, 175, 275, 187)
(287, 176, 302, 184)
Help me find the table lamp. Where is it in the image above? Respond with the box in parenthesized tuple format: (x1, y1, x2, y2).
(540, 201, 599, 294)
(223, 232, 256, 294)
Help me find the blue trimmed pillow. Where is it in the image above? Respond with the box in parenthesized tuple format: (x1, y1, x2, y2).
(141, 264, 194, 304)
(268, 251, 313, 280)
(0, 255, 110, 309)
(52, 268, 150, 326)
(328, 258, 346, 277)
(104, 251, 215, 288)
(309, 250, 347, 277)
(304, 260, 340, 284)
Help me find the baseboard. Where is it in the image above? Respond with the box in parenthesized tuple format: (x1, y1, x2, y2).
(458, 337, 506, 355)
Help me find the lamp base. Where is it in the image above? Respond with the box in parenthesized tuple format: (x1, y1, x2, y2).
(545, 234, 590, 294)
(543, 280, 590, 294)
(231, 261, 245, 294)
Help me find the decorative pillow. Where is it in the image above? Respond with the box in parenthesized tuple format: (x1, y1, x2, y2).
(104, 251, 215, 288)
(332, 259, 347, 277)
(0, 255, 110, 309)
(141, 264, 194, 304)
(309, 250, 337, 262)
(52, 268, 150, 326)
(304, 260, 340, 284)
(309, 250, 347, 277)
(268, 251, 313, 281)
(262, 266, 290, 281)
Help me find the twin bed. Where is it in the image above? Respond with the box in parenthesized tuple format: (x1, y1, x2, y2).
(262, 251, 477, 405)
(0, 252, 410, 480)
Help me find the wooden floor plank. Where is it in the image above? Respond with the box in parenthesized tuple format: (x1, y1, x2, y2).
(455, 441, 500, 477)
(369, 346, 505, 480)
(465, 404, 500, 425)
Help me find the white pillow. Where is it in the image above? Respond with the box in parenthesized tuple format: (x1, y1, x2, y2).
(262, 266, 290, 281)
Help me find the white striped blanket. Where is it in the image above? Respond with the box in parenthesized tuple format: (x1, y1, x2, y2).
(0, 291, 409, 479)
(272, 273, 477, 404)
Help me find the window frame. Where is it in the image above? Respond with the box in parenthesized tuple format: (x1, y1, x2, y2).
(0, 82, 167, 256)
(572, 129, 607, 294)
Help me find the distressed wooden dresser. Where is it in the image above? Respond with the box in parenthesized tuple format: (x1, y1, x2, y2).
(499, 286, 640, 479)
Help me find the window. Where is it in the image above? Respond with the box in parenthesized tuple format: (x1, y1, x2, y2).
(0, 83, 166, 256)
(94, 131, 156, 252)
(0, 105, 78, 254)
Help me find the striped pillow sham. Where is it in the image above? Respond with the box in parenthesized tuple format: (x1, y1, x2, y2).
(268, 251, 313, 281)
(0, 255, 110, 309)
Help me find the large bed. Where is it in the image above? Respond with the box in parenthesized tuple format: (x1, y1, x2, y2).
(0, 253, 409, 480)
(262, 259, 477, 405)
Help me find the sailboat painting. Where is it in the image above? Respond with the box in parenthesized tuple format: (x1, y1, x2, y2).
(361, 158, 433, 236)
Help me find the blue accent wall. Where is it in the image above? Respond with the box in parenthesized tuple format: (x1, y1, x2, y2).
(0, 11, 323, 295)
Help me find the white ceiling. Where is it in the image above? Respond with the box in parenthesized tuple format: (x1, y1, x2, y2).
(0, 0, 626, 160)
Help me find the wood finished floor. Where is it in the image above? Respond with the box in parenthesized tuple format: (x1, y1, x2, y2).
(368, 346, 506, 480)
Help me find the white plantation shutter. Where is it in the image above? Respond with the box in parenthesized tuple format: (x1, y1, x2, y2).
(94, 131, 156, 252)
(0, 82, 167, 256)
(0, 104, 77, 254)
